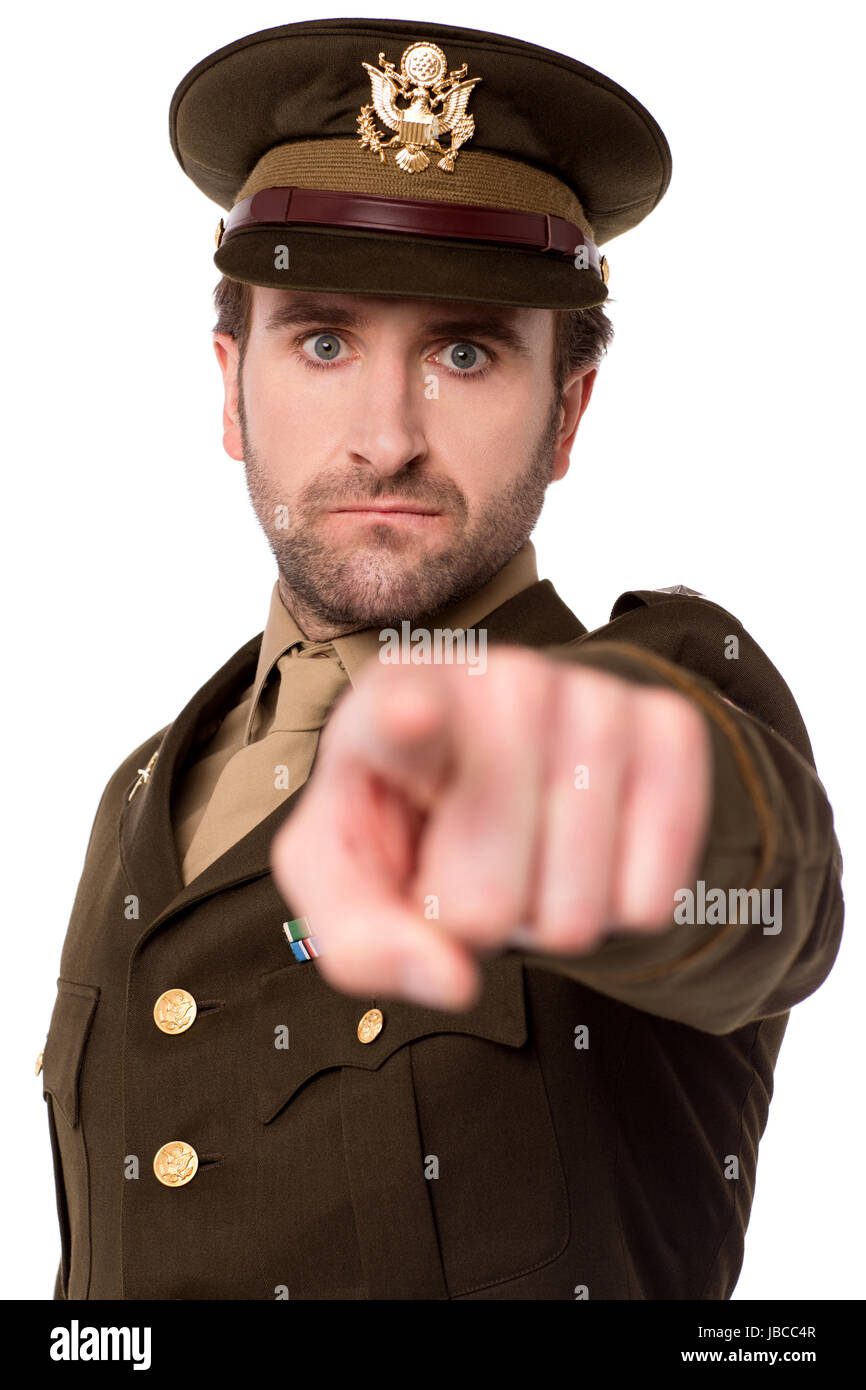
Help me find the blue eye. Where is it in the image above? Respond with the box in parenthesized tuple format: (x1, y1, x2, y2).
(295, 331, 350, 373)
(449, 343, 478, 370)
(310, 333, 341, 360)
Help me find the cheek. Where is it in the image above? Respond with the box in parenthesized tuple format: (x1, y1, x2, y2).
(436, 382, 545, 459)
(247, 370, 337, 450)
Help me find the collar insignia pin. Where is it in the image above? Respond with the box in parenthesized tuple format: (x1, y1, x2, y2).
(128, 749, 159, 802)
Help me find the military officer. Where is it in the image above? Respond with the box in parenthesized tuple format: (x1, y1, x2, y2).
(40, 17, 843, 1301)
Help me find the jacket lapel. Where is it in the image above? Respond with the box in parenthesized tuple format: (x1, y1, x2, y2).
(119, 634, 262, 917)
(120, 577, 587, 937)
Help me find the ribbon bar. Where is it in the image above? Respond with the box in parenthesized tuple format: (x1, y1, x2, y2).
(282, 916, 322, 961)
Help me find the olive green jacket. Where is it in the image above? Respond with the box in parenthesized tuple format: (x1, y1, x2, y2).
(42, 579, 843, 1299)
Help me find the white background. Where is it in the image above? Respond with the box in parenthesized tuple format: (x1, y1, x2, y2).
(3, 0, 862, 1301)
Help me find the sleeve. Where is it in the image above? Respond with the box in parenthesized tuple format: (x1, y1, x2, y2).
(510, 592, 844, 1036)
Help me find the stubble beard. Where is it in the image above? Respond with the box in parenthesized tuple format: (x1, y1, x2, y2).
(239, 371, 560, 631)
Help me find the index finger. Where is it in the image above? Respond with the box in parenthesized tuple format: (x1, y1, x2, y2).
(317, 660, 458, 811)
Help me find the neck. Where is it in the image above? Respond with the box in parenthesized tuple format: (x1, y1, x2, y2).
(276, 576, 370, 642)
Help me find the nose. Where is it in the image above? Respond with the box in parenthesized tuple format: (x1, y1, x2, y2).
(345, 344, 429, 480)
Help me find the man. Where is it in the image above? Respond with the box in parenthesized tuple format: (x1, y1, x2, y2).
(40, 17, 843, 1301)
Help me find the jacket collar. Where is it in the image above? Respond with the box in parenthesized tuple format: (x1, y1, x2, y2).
(120, 575, 587, 937)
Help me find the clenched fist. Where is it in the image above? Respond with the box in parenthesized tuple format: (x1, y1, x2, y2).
(269, 646, 713, 1010)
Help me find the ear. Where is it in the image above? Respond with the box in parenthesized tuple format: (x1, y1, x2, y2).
(213, 332, 244, 462)
(551, 365, 597, 483)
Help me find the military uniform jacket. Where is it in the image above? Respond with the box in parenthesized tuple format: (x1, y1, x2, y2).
(42, 579, 843, 1300)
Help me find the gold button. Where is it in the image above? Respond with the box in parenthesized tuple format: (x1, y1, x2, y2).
(600, 254, 610, 284)
(357, 1008, 384, 1044)
(215, 217, 225, 248)
(153, 1141, 198, 1187)
(35, 1049, 44, 1076)
(153, 988, 197, 1035)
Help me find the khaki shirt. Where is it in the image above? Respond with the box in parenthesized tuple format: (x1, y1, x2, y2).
(171, 541, 539, 884)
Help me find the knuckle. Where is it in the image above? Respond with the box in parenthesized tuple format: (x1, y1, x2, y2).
(442, 882, 521, 940)
(500, 644, 544, 676)
(562, 675, 628, 760)
(634, 692, 710, 786)
(489, 652, 548, 722)
(536, 903, 605, 951)
(645, 688, 702, 746)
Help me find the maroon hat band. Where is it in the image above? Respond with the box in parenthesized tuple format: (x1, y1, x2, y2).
(218, 185, 602, 273)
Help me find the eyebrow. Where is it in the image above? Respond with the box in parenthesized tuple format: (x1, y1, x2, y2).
(262, 298, 533, 355)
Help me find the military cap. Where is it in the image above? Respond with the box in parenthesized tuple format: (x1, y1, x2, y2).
(169, 17, 671, 309)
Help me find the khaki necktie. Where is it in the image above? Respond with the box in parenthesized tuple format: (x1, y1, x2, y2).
(180, 644, 350, 883)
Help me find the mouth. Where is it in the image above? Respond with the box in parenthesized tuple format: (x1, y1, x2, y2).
(326, 503, 445, 529)
(330, 503, 442, 516)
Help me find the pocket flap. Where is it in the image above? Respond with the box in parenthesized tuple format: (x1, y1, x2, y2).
(256, 952, 527, 1123)
(42, 978, 100, 1127)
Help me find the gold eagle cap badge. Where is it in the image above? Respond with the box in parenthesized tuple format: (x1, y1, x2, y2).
(357, 41, 482, 174)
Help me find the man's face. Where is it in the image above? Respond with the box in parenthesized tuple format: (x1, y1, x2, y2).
(214, 288, 594, 637)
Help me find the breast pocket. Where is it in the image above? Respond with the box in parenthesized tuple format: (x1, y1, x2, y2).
(254, 953, 569, 1298)
(41, 978, 100, 1301)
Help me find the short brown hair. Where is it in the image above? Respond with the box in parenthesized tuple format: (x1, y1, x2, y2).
(212, 275, 613, 394)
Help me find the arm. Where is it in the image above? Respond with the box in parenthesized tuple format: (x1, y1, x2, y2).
(269, 592, 843, 1036)
(533, 616, 843, 1033)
